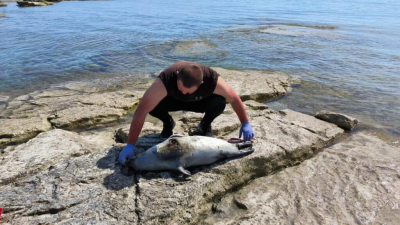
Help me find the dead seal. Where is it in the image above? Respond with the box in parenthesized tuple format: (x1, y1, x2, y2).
(126, 135, 254, 175)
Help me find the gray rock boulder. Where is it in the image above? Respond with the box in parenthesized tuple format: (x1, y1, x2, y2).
(315, 110, 358, 130)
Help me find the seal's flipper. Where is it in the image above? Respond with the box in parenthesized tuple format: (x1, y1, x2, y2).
(237, 148, 254, 156)
(178, 166, 191, 176)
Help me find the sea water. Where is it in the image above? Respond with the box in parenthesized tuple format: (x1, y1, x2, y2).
(0, 0, 399, 138)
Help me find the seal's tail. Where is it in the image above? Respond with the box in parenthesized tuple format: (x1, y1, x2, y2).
(236, 142, 253, 150)
(236, 147, 254, 157)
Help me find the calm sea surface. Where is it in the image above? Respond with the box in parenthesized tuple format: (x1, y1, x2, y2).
(1, 0, 399, 139)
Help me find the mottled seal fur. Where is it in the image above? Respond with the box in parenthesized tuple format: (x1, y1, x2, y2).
(127, 135, 254, 175)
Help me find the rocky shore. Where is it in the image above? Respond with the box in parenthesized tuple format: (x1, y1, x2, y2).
(0, 68, 398, 224)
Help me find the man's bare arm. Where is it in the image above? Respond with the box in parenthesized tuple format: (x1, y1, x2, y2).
(213, 77, 248, 123)
(127, 78, 167, 145)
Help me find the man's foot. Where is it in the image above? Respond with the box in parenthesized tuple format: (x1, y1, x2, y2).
(190, 121, 214, 137)
(160, 118, 176, 138)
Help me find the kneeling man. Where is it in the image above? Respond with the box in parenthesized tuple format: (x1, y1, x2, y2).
(119, 61, 255, 164)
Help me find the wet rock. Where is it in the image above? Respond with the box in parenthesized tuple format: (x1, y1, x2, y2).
(315, 110, 358, 130)
(0, 13, 4, 17)
(0, 2, 7, 7)
(214, 67, 291, 102)
(0, 117, 51, 148)
(204, 132, 400, 224)
(0, 129, 95, 185)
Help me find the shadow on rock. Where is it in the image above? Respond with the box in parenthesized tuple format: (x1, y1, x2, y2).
(96, 133, 167, 190)
(96, 145, 136, 191)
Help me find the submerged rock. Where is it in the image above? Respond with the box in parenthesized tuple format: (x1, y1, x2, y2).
(0, 2, 6, 7)
(0, 13, 5, 17)
(315, 110, 358, 130)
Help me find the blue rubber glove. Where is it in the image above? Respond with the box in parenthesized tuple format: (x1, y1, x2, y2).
(239, 121, 254, 142)
(118, 144, 135, 165)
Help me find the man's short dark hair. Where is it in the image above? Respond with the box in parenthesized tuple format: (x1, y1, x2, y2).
(177, 64, 203, 88)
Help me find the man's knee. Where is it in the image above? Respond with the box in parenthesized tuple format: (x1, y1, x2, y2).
(207, 95, 226, 113)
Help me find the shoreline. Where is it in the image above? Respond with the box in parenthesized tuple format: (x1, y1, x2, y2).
(1, 67, 399, 223)
(1, 68, 399, 149)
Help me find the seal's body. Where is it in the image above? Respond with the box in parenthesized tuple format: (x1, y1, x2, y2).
(127, 135, 253, 175)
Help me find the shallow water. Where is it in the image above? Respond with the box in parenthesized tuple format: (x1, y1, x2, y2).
(1, 0, 399, 138)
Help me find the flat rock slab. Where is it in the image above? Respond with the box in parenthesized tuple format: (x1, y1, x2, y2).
(0, 108, 344, 224)
(49, 105, 124, 129)
(0, 89, 141, 147)
(213, 67, 292, 102)
(0, 117, 51, 148)
(204, 132, 400, 224)
(134, 109, 343, 224)
(0, 145, 137, 224)
(0, 129, 95, 185)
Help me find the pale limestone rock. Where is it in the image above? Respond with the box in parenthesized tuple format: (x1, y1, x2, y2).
(0, 145, 137, 224)
(214, 67, 291, 102)
(49, 105, 123, 129)
(0, 129, 94, 185)
(243, 100, 269, 110)
(0, 117, 51, 148)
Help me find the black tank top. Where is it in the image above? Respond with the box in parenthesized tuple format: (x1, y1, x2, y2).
(158, 61, 220, 102)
